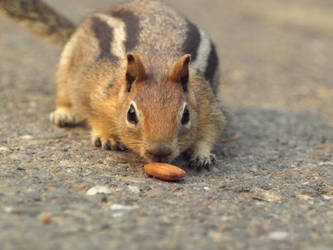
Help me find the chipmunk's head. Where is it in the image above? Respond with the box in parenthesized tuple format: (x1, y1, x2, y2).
(118, 53, 197, 163)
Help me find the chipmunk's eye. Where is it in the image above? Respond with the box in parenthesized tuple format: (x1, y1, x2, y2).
(181, 105, 190, 125)
(127, 104, 138, 124)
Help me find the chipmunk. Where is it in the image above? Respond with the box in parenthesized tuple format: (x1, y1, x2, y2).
(0, 0, 226, 168)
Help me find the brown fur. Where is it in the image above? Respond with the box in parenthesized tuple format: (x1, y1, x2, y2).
(2, 0, 226, 167)
(0, 0, 74, 47)
(77, 49, 226, 165)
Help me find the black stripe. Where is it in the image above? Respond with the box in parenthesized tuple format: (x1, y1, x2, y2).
(204, 41, 218, 84)
(111, 10, 139, 52)
(91, 17, 117, 60)
(182, 19, 201, 61)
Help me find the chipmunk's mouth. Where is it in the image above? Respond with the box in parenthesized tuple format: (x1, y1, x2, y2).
(144, 151, 174, 163)
(140, 140, 181, 163)
(141, 146, 176, 163)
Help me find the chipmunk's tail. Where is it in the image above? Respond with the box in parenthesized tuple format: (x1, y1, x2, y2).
(0, 0, 75, 47)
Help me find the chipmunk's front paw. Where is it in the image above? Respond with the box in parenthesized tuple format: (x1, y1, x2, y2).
(188, 153, 216, 169)
(92, 134, 127, 151)
(50, 108, 81, 127)
(92, 135, 113, 150)
(112, 144, 128, 151)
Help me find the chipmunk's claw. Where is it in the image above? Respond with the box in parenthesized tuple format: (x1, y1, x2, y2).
(92, 135, 128, 151)
(113, 144, 128, 151)
(188, 153, 216, 170)
(92, 136, 112, 150)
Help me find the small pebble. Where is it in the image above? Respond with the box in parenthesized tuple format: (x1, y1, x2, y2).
(268, 231, 288, 240)
(322, 195, 332, 201)
(4, 206, 13, 213)
(21, 135, 33, 140)
(0, 146, 10, 152)
(29, 101, 37, 107)
(86, 185, 112, 195)
(318, 161, 333, 166)
(249, 165, 258, 172)
(40, 213, 52, 224)
(110, 204, 134, 211)
(128, 185, 140, 193)
(112, 212, 125, 218)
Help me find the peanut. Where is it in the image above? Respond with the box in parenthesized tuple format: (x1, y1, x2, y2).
(144, 162, 186, 181)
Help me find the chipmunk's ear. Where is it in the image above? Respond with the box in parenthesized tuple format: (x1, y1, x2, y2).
(169, 54, 191, 92)
(126, 53, 146, 92)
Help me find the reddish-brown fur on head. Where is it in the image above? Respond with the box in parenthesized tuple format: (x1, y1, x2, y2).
(116, 53, 198, 163)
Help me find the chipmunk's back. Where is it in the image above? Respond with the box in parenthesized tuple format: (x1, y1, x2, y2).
(71, 0, 218, 86)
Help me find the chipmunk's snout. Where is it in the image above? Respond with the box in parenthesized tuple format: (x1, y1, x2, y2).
(146, 143, 173, 162)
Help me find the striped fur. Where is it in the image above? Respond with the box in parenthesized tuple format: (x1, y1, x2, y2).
(50, 0, 225, 168)
(182, 19, 201, 61)
(94, 5, 219, 88)
(95, 13, 127, 59)
(0, 0, 74, 47)
(91, 17, 117, 60)
(110, 10, 140, 52)
(191, 30, 212, 77)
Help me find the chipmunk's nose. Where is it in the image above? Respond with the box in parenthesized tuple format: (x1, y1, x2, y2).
(146, 143, 172, 162)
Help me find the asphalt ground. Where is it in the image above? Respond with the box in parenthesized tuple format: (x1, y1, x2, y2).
(0, 0, 332, 249)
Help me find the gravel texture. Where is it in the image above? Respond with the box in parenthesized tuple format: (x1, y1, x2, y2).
(0, 0, 332, 249)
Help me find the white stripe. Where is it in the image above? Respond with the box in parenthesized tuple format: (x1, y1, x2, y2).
(192, 29, 211, 73)
(96, 13, 126, 58)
